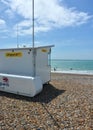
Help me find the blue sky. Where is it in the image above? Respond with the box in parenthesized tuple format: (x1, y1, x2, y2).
(0, 0, 93, 59)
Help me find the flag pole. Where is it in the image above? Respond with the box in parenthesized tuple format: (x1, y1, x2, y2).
(32, 0, 35, 76)
(32, 0, 34, 49)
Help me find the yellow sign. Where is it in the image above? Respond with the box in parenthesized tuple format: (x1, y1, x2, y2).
(5, 52, 22, 57)
(41, 49, 47, 52)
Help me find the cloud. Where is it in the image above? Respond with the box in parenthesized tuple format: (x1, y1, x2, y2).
(5, 9, 15, 19)
(0, 19, 6, 29)
(1, 0, 92, 35)
(0, 19, 10, 39)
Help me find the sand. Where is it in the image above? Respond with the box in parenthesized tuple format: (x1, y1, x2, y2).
(0, 72, 93, 130)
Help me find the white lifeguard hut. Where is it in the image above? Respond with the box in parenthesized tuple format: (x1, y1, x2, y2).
(0, 45, 53, 97)
(0, 0, 54, 97)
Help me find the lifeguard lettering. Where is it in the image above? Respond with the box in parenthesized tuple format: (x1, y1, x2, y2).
(41, 49, 47, 52)
(5, 52, 22, 57)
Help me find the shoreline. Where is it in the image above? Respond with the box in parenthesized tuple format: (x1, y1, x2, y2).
(51, 70, 93, 76)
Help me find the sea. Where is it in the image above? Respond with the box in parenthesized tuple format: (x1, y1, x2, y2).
(51, 59, 93, 75)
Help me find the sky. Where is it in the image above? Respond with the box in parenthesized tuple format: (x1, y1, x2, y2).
(0, 0, 93, 59)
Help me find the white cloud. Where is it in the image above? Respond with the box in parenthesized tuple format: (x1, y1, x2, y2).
(13, 19, 51, 36)
(0, 19, 6, 29)
(1, 0, 92, 35)
(0, 19, 9, 38)
(1, 0, 9, 6)
(13, 20, 31, 36)
(5, 9, 15, 19)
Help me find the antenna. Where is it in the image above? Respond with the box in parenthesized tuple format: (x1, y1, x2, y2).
(17, 24, 19, 47)
(32, 0, 36, 76)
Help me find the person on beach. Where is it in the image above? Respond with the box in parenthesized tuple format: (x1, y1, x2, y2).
(54, 67, 56, 71)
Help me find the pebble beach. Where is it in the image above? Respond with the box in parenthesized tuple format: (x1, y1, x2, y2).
(0, 72, 93, 130)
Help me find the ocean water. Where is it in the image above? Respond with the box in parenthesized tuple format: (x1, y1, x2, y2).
(51, 59, 93, 75)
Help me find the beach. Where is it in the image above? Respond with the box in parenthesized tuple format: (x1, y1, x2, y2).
(0, 73, 93, 130)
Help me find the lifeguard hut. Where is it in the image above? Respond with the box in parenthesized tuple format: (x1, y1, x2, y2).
(0, 45, 53, 97)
